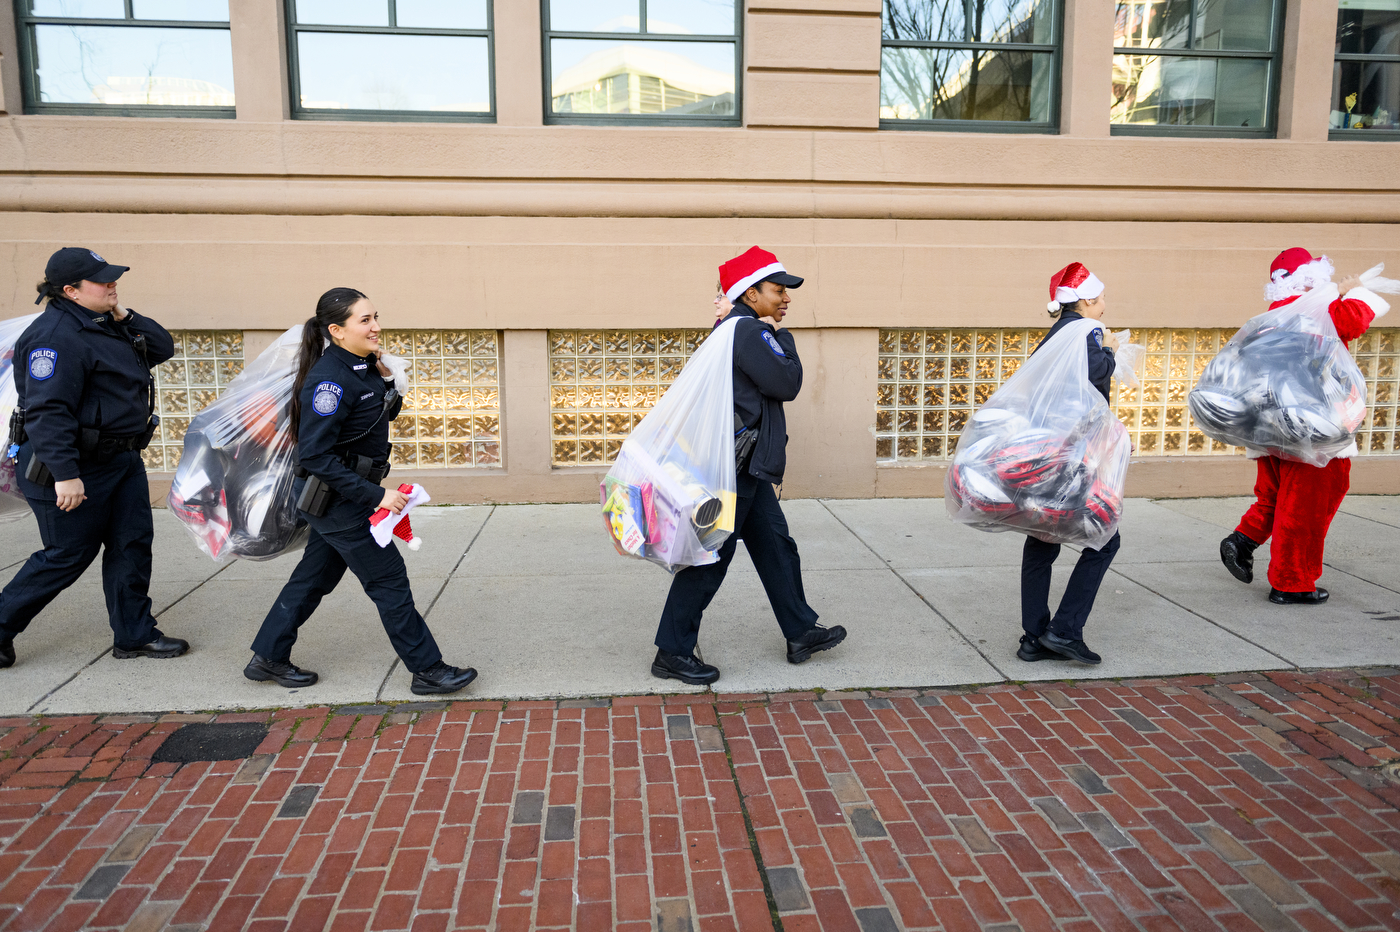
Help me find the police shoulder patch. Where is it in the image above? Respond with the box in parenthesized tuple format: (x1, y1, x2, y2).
(312, 381, 343, 416)
(28, 348, 57, 381)
(1092, 328, 1103, 347)
(761, 331, 786, 357)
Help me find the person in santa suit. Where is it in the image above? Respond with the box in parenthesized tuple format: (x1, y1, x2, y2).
(1219, 248, 1390, 604)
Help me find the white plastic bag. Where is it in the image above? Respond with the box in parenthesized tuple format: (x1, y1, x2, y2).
(0, 314, 42, 515)
(945, 318, 1131, 550)
(1109, 329, 1146, 390)
(1188, 283, 1366, 467)
(601, 317, 739, 573)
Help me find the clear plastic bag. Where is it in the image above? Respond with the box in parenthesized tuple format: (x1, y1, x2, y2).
(1109, 329, 1146, 390)
(945, 318, 1131, 550)
(601, 317, 739, 573)
(1188, 283, 1366, 467)
(168, 327, 309, 560)
(0, 314, 42, 515)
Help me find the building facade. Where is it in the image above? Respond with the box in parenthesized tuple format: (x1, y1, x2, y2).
(0, 0, 1396, 504)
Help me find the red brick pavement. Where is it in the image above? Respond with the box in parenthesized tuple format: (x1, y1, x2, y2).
(1, 669, 1399, 932)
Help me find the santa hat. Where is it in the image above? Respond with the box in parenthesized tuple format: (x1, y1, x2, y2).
(719, 246, 804, 303)
(369, 483, 431, 550)
(1265, 247, 1335, 303)
(1047, 262, 1105, 313)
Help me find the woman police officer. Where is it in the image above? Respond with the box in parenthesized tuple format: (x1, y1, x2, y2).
(243, 287, 477, 695)
(0, 247, 189, 669)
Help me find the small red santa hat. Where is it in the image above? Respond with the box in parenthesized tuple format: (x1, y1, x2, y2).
(1266, 247, 1335, 303)
(719, 246, 804, 303)
(1046, 262, 1105, 313)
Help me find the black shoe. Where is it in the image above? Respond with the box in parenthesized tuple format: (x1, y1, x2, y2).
(411, 661, 478, 695)
(1220, 531, 1257, 584)
(1038, 631, 1102, 665)
(1016, 634, 1067, 663)
(651, 649, 719, 685)
(113, 635, 189, 659)
(0, 637, 13, 669)
(244, 654, 318, 688)
(787, 624, 847, 665)
(1269, 587, 1329, 605)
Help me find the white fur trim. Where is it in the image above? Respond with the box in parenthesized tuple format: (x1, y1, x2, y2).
(1359, 263, 1400, 295)
(1053, 271, 1104, 305)
(1265, 256, 1334, 303)
(1346, 286, 1391, 319)
(725, 261, 786, 302)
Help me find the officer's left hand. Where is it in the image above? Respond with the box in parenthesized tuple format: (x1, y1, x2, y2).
(112, 306, 130, 321)
(1338, 276, 1362, 294)
(54, 478, 87, 512)
(376, 360, 392, 378)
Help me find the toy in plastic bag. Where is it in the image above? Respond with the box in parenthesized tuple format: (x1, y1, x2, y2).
(601, 317, 739, 573)
(945, 318, 1131, 550)
(168, 328, 309, 560)
(1188, 283, 1367, 467)
(0, 314, 41, 516)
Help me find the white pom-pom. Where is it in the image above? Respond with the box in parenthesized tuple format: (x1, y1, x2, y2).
(1047, 301, 1061, 313)
(407, 537, 422, 551)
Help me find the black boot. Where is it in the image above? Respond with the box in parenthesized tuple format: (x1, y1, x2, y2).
(411, 662, 478, 695)
(113, 635, 190, 659)
(651, 649, 720, 685)
(0, 637, 14, 669)
(786, 625, 847, 664)
(1220, 531, 1258, 584)
(1269, 587, 1329, 605)
(244, 654, 318, 688)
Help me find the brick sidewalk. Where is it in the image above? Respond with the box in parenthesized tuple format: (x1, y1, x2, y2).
(2, 669, 1399, 932)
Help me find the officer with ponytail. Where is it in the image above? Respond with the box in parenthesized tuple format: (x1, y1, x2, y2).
(0, 247, 187, 669)
(244, 287, 477, 695)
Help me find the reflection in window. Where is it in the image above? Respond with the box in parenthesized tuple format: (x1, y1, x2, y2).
(544, 0, 739, 122)
(288, 0, 493, 120)
(880, 0, 1059, 129)
(1111, 0, 1281, 133)
(17, 0, 234, 115)
(1332, 0, 1400, 135)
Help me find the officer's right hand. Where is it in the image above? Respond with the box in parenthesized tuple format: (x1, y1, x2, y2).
(1102, 330, 1121, 352)
(54, 478, 86, 512)
(379, 488, 409, 515)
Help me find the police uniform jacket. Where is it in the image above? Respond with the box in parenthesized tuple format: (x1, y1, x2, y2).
(297, 343, 402, 509)
(729, 302, 803, 485)
(15, 296, 173, 482)
(1036, 309, 1116, 402)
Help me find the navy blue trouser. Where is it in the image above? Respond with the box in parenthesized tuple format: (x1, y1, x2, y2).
(1021, 531, 1121, 641)
(252, 483, 442, 673)
(0, 447, 163, 650)
(655, 473, 818, 656)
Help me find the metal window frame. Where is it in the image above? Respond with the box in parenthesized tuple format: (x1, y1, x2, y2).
(1109, 0, 1285, 138)
(877, 0, 1065, 134)
(540, 0, 742, 127)
(1329, 50, 1400, 141)
(286, 0, 496, 123)
(13, 0, 236, 117)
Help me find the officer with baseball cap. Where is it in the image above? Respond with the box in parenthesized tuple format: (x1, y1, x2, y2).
(0, 247, 189, 670)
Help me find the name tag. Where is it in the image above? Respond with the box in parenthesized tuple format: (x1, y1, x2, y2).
(360, 392, 374, 400)
(353, 363, 368, 370)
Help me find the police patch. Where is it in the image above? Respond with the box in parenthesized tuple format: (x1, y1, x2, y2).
(761, 331, 786, 357)
(28, 348, 56, 381)
(1092, 328, 1103, 347)
(312, 381, 343, 416)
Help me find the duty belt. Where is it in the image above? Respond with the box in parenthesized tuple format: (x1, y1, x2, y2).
(294, 452, 391, 484)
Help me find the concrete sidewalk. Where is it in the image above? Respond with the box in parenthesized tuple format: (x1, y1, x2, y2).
(0, 495, 1396, 717)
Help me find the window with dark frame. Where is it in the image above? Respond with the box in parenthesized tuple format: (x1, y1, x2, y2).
(1111, 0, 1282, 135)
(287, 0, 494, 122)
(1332, 0, 1400, 138)
(15, 0, 235, 118)
(879, 0, 1061, 132)
(542, 0, 740, 124)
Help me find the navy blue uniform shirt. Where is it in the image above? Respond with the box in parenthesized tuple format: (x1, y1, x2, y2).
(15, 297, 174, 481)
(1033, 309, 1117, 402)
(296, 343, 402, 509)
(728, 302, 803, 485)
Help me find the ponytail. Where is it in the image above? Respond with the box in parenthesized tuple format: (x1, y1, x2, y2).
(34, 279, 63, 306)
(288, 287, 367, 443)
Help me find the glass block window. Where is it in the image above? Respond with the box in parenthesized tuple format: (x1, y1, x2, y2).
(381, 330, 501, 469)
(549, 329, 709, 466)
(1332, 0, 1400, 137)
(876, 327, 1400, 462)
(881, 0, 1060, 130)
(145, 330, 244, 471)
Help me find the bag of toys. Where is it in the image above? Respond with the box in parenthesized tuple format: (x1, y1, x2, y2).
(0, 314, 41, 515)
(945, 318, 1131, 550)
(601, 317, 740, 573)
(1188, 283, 1368, 467)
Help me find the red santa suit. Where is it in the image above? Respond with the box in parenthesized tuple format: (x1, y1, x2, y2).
(1233, 249, 1389, 594)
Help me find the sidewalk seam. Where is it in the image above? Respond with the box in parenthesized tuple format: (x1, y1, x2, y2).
(1320, 560, 1400, 596)
(715, 701, 786, 932)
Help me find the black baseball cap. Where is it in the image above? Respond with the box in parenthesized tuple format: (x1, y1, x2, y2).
(44, 247, 129, 287)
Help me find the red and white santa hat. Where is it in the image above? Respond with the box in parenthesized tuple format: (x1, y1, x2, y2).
(1046, 262, 1105, 313)
(1265, 247, 1335, 303)
(719, 246, 804, 303)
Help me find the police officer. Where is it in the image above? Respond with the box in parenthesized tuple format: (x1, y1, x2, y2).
(0, 247, 188, 669)
(244, 287, 476, 695)
(651, 247, 847, 685)
(1017, 262, 1121, 666)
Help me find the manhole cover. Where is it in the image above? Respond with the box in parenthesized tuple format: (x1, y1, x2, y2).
(152, 723, 269, 763)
